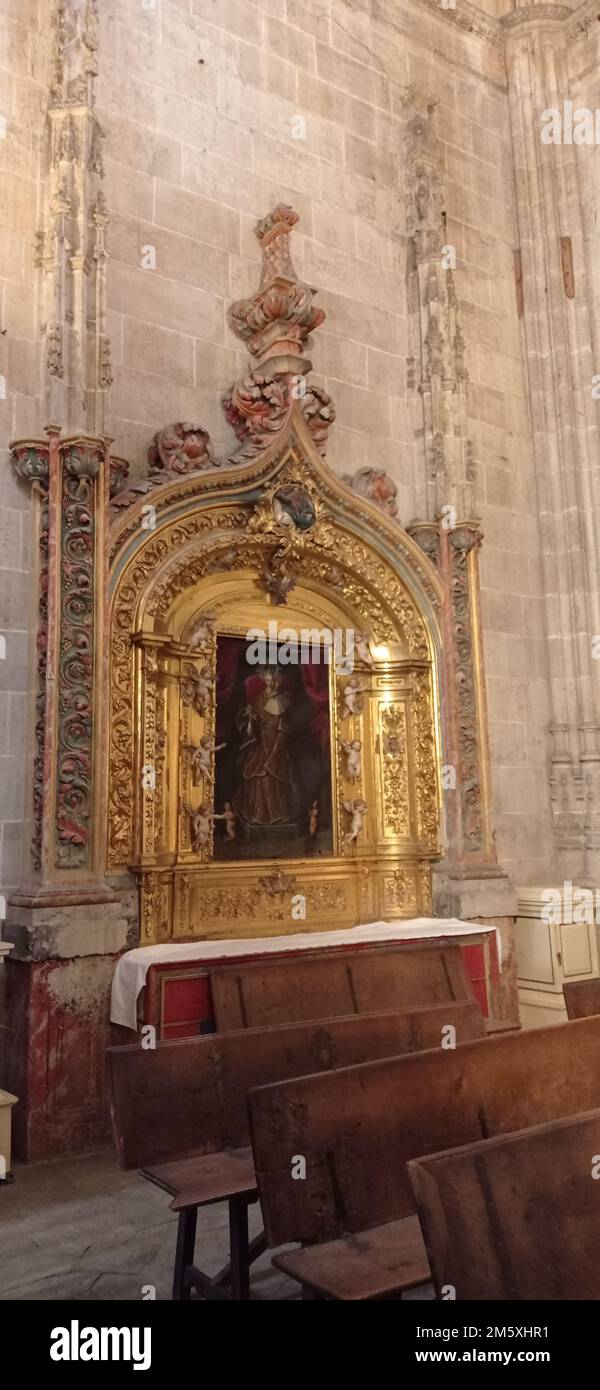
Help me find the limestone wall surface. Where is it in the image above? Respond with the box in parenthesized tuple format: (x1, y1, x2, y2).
(93, 0, 552, 888)
(0, 0, 46, 905)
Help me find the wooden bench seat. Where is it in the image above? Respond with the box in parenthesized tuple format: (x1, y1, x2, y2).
(108, 998, 483, 1300)
(211, 941, 473, 1031)
(274, 1216, 429, 1301)
(248, 1013, 600, 1300)
(408, 1108, 600, 1300)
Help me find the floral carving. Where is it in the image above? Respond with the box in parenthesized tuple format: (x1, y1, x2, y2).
(380, 705, 410, 837)
(342, 466, 399, 519)
(228, 203, 325, 370)
(148, 422, 215, 475)
(55, 447, 100, 867)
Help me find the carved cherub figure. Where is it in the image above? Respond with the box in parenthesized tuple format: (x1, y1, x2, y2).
(341, 676, 367, 719)
(343, 798, 368, 844)
(214, 801, 236, 840)
(188, 615, 214, 650)
(342, 738, 362, 782)
(181, 664, 212, 715)
(354, 631, 374, 667)
(190, 734, 226, 785)
(187, 803, 215, 852)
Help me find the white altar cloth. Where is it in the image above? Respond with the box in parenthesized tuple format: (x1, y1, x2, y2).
(110, 917, 499, 1031)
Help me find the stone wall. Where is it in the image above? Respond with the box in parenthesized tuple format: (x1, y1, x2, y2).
(0, 0, 45, 910)
(94, 0, 553, 888)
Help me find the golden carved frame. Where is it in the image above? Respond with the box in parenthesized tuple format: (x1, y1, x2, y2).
(107, 412, 444, 943)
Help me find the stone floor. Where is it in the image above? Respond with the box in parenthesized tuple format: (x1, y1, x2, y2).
(0, 1147, 433, 1301)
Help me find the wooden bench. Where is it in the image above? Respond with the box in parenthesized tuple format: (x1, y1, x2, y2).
(107, 999, 483, 1301)
(563, 976, 600, 1019)
(248, 1013, 600, 1300)
(408, 1107, 600, 1299)
(211, 941, 473, 1031)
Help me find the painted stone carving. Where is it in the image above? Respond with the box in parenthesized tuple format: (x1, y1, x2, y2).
(148, 422, 215, 475)
(342, 466, 399, 519)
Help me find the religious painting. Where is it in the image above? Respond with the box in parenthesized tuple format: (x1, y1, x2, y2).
(273, 484, 316, 530)
(212, 636, 333, 861)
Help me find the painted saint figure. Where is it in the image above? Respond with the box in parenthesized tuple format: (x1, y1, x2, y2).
(233, 668, 298, 828)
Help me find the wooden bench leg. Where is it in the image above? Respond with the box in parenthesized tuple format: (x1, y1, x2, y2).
(172, 1208, 197, 1301)
(228, 1195, 250, 1301)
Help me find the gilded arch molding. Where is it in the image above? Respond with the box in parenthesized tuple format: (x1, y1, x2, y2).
(107, 416, 444, 941)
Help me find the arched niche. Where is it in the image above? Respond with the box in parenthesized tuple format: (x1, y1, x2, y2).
(107, 416, 444, 943)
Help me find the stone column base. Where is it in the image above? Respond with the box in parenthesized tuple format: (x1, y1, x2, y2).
(2, 898, 133, 1162)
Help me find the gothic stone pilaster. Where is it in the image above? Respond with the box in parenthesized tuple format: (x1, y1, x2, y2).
(9, 431, 114, 904)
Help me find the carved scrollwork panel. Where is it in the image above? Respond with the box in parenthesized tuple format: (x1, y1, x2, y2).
(409, 668, 440, 851)
(383, 869, 418, 919)
(55, 457, 99, 869)
(378, 703, 411, 839)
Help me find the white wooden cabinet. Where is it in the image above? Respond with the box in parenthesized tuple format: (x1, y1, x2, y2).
(516, 886, 599, 1029)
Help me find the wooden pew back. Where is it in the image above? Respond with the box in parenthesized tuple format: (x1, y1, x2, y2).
(107, 1000, 484, 1169)
(408, 1108, 600, 1300)
(210, 941, 472, 1031)
(248, 1014, 600, 1245)
(563, 976, 600, 1019)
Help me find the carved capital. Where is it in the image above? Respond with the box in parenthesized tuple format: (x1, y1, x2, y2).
(10, 442, 51, 487)
(449, 520, 482, 554)
(407, 520, 440, 566)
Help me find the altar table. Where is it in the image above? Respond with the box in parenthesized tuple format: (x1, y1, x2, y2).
(111, 918, 501, 1036)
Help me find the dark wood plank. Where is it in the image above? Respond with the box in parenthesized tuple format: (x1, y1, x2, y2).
(248, 1013, 600, 1247)
(563, 977, 600, 1019)
(108, 999, 483, 1169)
(408, 1107, 600, 1300)
(273, 1215, 429, 1301)
(211, 942, 473, 1032)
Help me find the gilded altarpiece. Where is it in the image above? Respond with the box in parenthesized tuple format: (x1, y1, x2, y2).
(107, 421, 443, 943)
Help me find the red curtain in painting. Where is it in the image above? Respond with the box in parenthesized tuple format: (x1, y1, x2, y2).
(299, 659, 330, 750)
